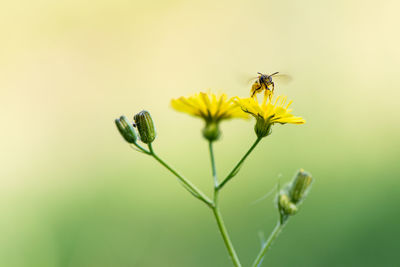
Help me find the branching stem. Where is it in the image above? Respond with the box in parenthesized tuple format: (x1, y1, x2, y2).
(209, 141, 242, 267)
(145, 138, 276, 267)
(148, 143, 213, 207)
(218, 137, 262, 190)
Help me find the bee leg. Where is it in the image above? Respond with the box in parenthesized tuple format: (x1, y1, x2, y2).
(264, 90, 271, 100)
(251, 83, 262, 97)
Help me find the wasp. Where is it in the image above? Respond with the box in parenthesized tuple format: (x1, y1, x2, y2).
(250, 72, 290, 98)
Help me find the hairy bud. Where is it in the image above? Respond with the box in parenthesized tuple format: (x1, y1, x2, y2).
(278, 194, 298, 215)
(134, 110, 156, 144)
(289, 169, 313, 204)
(277, 169, 313, 220)
(115, 115, 137, 144)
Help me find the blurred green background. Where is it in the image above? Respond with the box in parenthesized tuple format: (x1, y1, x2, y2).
(1, 0, 399, 266)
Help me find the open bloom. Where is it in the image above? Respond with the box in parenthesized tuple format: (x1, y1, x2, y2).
(235, 94, 305, 138)
(171, 92, 247, 122)
(171, 92, 248, 140)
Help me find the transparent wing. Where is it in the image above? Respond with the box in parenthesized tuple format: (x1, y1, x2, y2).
(247, 76, 259, 84)
(235, 72, 259, 85)
(237, 72, 292, 85)
(272, 73, 292, 84)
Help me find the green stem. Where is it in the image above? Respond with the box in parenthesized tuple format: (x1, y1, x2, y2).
(208, 141, 218, 188)
(131, 142, 151, 155)
(208, 141, 240, 266)
(252, 221, 284, 267)
(212, 207, 242, 267)
(148, 143, 213, 207)
(218, 137, 262, 190)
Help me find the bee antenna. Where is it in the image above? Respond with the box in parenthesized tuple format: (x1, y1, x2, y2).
(270, 72, 279, 76)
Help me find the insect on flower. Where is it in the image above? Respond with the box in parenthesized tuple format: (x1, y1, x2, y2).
(250, 72, 291, 99)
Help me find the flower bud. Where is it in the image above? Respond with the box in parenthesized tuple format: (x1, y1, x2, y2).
(134, 110, 156, 144)
(115, 115, 138, 144)
(202, 122, 221, 141)
(288, 169, 313, 204)
(277, 169, 313, 220)
(254, 117, 272, 138)
(278, 193, 297, 216)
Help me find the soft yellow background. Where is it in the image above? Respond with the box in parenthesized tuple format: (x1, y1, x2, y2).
(1, 0, 399, 266)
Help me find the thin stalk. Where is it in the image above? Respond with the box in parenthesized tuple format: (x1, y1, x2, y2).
(208, 141, 240, 266)
(212, 207, 242, 267)
(148, 143, 213, 207)
(130, 143, 151, 155)
(208, 141, 218, 188)
(252, 221, 284, 267)
(218, 137, 262, 190)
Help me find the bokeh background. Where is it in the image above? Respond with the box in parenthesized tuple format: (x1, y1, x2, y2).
(1, 0, 399, 266)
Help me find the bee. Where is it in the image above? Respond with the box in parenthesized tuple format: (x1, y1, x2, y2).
(250, 72, 291, 98)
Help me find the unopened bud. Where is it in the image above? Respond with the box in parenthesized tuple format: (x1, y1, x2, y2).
(278, 194, 297, 215)
(115, 115, 137, 144)
(202, 122, 221, 141)
(277, 169, 313, 220)
(134, 110, 156, 144)
(289, 169, 313, 204)
(254, 117, 272, 138)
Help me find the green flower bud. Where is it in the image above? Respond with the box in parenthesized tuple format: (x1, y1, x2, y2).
(289, 169, 313, 204)
(202, 122, 221, 141)
(134, 110, 156, 144)
(254, 117, 272, 138)
(278, 194, 297, 215)
(115, 115, 137, 144)
(277, 169, 313, 221)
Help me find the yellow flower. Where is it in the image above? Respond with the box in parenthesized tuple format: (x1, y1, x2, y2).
(171, 92, 248, 141)
(171, 92, 248, 122)
(235, 94, 305, 138)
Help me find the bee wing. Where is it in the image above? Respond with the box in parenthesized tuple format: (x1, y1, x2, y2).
(272, 73, 292, 84)
(235, 71, 258, 85)
(247, 76, 259, 84)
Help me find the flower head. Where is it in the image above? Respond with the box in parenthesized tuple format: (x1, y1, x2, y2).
(171, 92, 247, 123)
(236, 94, 305, 138)
(171, 92, 248, 141)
